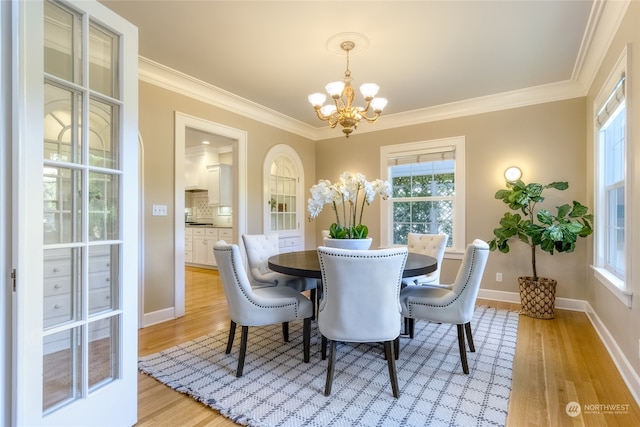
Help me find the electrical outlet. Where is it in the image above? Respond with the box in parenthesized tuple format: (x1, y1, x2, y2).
(152, 204, 168, 216)
(496, 272, 503, 282)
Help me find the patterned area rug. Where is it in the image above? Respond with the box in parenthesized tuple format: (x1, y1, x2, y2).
(139, 306, 518, 427)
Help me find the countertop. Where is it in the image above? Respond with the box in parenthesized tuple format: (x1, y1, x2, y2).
(185, 223, 232, 229)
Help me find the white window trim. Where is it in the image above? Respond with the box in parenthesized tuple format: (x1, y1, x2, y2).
(592, 44, 632, 307)
(380, 136, 466, 258)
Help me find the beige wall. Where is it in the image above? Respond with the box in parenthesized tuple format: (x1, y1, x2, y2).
(585, 1, 640, 375)
(139, 82, 316, 313)
(315, 97, 588, 299)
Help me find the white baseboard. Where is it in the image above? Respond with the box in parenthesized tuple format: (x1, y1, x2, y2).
(477, 289, 588, 311)
(141, 307, 176, 328)
(478, 288, 640, 407)
(584, 303, 640, 407)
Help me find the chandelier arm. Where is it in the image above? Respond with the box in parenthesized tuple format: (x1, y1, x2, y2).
(313, 108, 332, 122)
(359, 112, 381, 124)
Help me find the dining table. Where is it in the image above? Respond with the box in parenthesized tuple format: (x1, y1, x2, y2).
(268, 249, 437, 280)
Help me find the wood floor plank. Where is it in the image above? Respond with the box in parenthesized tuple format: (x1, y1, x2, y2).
(135, 271, 640, 426)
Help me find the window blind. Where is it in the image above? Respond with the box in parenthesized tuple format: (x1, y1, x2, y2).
(596, 74, 625, 127)
(387, 146, 456, 166)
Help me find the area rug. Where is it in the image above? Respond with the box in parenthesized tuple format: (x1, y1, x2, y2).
(139, 306, 518, 427)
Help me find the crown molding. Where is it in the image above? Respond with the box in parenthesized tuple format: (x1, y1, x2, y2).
(138, 0, 628, 142)
(138, 57, 318, 140)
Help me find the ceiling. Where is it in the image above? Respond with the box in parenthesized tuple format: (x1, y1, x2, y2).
(100, 0, 597, 136)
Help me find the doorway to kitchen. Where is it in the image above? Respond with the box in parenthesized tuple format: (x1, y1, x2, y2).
(173, 112, 247, 318)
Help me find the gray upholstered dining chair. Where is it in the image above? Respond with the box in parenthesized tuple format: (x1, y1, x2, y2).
(213, 241, 313, 377)
(402, 233, 448, 288)
(400, 239, 489, 374)
(317, 246, 408, 398)
(242, 233, 317, 289)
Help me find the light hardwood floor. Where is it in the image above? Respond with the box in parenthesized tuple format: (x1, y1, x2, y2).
(137, 267, 640, 426)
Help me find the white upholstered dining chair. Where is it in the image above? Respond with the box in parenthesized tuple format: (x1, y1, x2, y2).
(400, 239, 489, 374)
(317, 246, 408, 398)
(402, 233, 448, 287)
(213, 241, 313, 377)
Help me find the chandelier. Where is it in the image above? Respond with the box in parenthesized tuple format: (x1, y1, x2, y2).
(308, 40, 387, 138)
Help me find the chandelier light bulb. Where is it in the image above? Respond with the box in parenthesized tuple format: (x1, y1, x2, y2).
(370, 97, 388, 113)
(320, 104, 337, 116)
(325, 81, 345, 98)
(308, 93, 326, 107)
(360, 83, 379, 100)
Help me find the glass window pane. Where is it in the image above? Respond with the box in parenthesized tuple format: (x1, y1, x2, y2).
(44, 0, 81, 83)
(89, 245, 119, 314)
(44, 83, 82, 163)
(89, 172, 119, 241)
(88, 316, 119, 390)
(43, 327, 82, 412)
(89, 22, 119, 97)
(43, 248, 82, 329)
(44, 167, 82, 244)
(89, 98, 119, 169)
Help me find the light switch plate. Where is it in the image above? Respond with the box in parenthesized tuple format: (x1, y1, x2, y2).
(152, 204, 168, 216)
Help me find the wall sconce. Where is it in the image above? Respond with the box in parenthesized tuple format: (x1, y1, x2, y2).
(504, 166, 522, 182)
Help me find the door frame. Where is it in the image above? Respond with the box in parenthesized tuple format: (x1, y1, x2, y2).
(173, 112, 247, 318)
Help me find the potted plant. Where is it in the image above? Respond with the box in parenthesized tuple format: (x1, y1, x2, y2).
(307, 171, 391, 249)
(488, 180, 593, 319)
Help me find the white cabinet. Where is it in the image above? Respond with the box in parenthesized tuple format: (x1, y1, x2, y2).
(207, 164, 232, 206)
(191, 228, 207, 264)
(263, 145, 305, 252)
(185, 145, 219, 191)
(186, 227, 234, 268)
(185, 228, 193, 263)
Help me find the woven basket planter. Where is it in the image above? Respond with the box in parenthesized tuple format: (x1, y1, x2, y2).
(518, 276, 557, 319)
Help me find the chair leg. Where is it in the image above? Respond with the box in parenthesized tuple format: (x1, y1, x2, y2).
(226, 321, 236, 354)
(324, 340, 337, 396)
(408, 318, 415, 339)
(282, 322, 289, 342)
(464, 322, 475, 352)
(303, 318, 311, 363)
(384, 341, 400, 398)
(394, 336, 400, 360)
(236, 325, 249, 377)
(457, 324, 469, 374)
(321, 335, 327, 360)
(310, 288, 317, 320)
(403, 317, 409, 335)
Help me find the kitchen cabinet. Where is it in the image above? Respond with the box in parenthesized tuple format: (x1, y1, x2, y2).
(207, 164, 232, 206)
(185, 228, 193, 263)
(186, 227, 234, 267)
(185, 145, 218, 190)
(263, 145, 305, 252)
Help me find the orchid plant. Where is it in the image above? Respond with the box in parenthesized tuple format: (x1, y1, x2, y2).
(307, 172, 392, 239)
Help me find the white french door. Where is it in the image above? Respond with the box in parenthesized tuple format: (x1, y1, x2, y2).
(12, 0, 138, 425)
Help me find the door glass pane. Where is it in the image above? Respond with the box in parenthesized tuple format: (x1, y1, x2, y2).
(44, 0, 81, 84)
(44, 83, 82, 163)
(43, 167, 82, 244)
(88, 245, 119, 315)
(88, 316, 119, 390)
(89, 22, 118, 98)
(89, 98, 119, 168)
(89, 172, 119, 241)
(269, 156, 297, 232)
(43, 248, 82, 329)
(42, 327, 82, 413)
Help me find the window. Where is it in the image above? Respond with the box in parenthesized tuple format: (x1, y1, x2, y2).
(380, 137, 465, 255)
(593, 47, 631, 306)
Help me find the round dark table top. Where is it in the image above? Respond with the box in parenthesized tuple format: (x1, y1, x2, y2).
(268, 250, 437, 280)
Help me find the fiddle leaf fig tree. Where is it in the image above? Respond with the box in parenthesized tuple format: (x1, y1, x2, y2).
(488, 180, 593, 281)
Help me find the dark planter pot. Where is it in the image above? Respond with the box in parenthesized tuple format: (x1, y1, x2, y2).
(518, 276, 557, 319)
